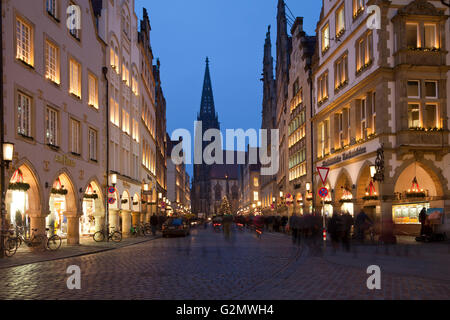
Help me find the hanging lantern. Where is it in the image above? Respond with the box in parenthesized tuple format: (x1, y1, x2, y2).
(406, 176, 426, 198)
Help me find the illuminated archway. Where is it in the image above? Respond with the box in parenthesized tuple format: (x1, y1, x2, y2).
(5, 163, 42, 232)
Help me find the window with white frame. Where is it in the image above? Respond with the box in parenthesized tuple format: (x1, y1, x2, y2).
(318, 72, 328, 103)
(338, 112, 344, 148)
(69, 58, 81, 98)
(407, 80, 420, 98)
(122, 110, 130, 134)
(371, 92, 376, 134)
(408, 104, 420, 128)
(46, 0, 58, 19)
(424, 24, 438, 49)
(45, 41, 59, 84)
(335, 54, 348, 88)
(353, 0, 364, 18)
(46, 107, 58, 146)
(321, 23, 330, 53)
(406, 23, 420, 48)
(68, 2, 80, 40)
(356, 32, 372, 72)
(132, 119, 139, 142)
(89, 128, 97, 161)
(70, 118, 80, 154)
(425, 81, 438, 99)
(424, 104, 438, 129)
(88, 73, 98, 108)
(16, 17, 33, 66)
(336, 5, 345, 36)
(361, 98, 367, 139)
(17, 92, 31, 137)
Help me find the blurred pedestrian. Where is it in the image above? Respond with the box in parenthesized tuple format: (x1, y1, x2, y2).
(150, 213, 158, 236)
(289, 214, 299, 245)
(419, 207, 427, 236)
(328, 212, 340, 252)
(281, 216, 288, 233)
(341, 212, 354, 251)
(355, 209, 372, 242)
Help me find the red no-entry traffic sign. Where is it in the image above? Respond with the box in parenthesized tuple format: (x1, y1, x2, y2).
(317, 167, 329, 185)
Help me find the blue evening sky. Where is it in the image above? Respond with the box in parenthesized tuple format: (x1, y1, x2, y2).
(134, 0, 322, 176)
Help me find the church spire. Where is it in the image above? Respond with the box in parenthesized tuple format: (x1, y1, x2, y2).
(200, 57, 216, 116)
(198, 57, 219, 130)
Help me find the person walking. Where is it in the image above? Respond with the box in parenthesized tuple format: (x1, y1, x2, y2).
(341, 212, 354, 251)
(419, 207, 428, 236)
(354, 209, 372, 242)
(281, 215, 288, 233)
(289, 213, 299, 245)
(328, 212, 339, 252)
(150, 214, 158, 236)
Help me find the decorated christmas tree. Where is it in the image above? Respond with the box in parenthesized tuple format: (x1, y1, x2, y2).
(219, 196, 232, 215)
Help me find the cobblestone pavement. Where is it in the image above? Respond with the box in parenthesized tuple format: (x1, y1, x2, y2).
(0, 227, 449, 300)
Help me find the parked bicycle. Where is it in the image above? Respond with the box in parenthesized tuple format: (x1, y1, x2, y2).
(93, 227, 122, 242)
(130, 223, 151, 237)
(3, 227, 61, 257)
(2, 229, 18, 257)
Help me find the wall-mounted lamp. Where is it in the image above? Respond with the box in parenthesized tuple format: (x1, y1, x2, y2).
(2, 142, 14, 168)
(111, 173, 117, 187)
(306, 183, 311, 192)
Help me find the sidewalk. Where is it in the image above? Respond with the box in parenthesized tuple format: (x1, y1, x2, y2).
(0, 234, 161, 269)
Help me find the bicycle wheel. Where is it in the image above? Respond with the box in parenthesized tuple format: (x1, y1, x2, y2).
(47, 235, 62, 251)
(93, 231, 105, 242)
(111, 231, 122, 242)
(4, 238, 18, 257)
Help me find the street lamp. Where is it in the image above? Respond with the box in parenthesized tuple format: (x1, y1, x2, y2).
(2, 142, 14, 168)
(369, 165, 376, 179)
(1, 142, 14, 258)
(111, 173, 117, 187)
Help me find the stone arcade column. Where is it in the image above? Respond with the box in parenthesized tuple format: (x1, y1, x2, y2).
(94, 214, 104, 233)
(65, 211, 80, 245)
(121, 210, 132, 237)
(131, 211, 140, 227)
(108, 209, 120, 232)
(28, 209, 46, 236)
(94, 200, 105, 232)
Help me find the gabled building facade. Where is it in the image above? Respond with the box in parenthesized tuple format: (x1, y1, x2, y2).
(312, 0, 450, 239)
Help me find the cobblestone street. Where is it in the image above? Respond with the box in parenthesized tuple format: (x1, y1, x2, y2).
(0, 227, 449, 300)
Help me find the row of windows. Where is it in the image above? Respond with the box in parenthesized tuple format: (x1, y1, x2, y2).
(318, 30, 373, 104)
(109, 46, 139, 94)
(289, 163, 306, 182)
(321, 0, 365, 54)
(289, 148, 306, 170)
(317, 92, 376, 158)
(142, 98, 156, 139)
(142, 139, 156, 175)
(288, 110, 306, 136)
(16, 17, 99, 108)
(17, 91, 98, 160)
